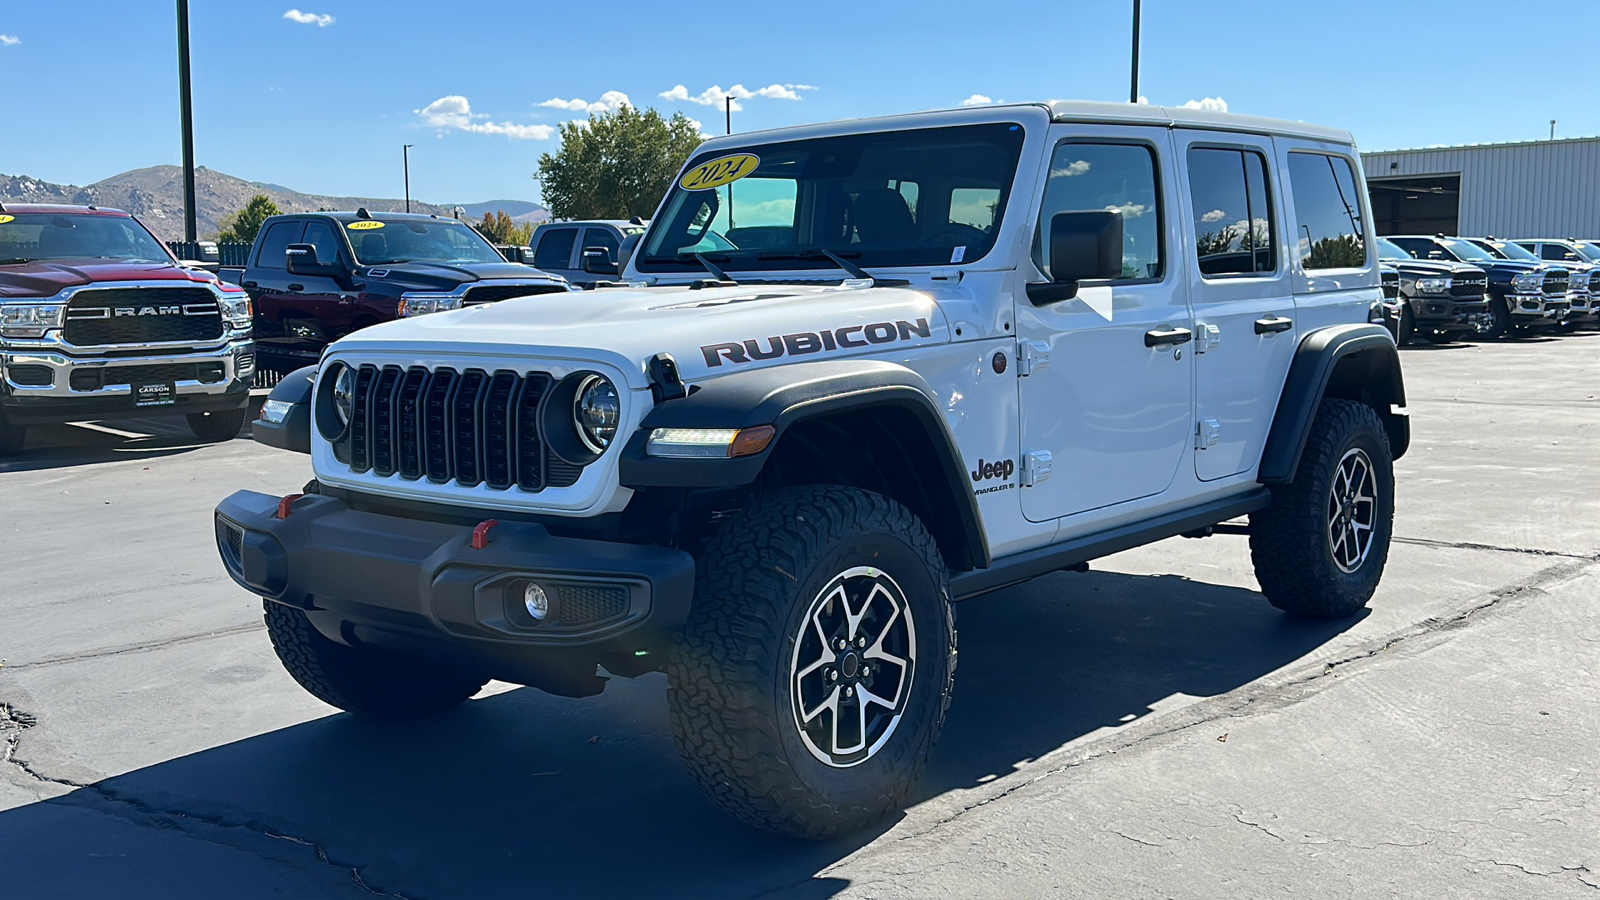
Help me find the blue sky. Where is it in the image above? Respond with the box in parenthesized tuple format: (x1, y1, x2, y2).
(1, 0, 1594, 206)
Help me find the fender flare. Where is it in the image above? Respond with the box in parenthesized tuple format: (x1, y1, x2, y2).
(619, 358, 990, 569)
(253, 365, 316, 454)
(1258, 323, 1409, 484)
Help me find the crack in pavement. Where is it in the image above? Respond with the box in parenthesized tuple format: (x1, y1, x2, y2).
(799, 551, 1600, 888)
(3, 622, 266, 670)
(0, 701, 418, 899)
(1391, 536, 1596, 560)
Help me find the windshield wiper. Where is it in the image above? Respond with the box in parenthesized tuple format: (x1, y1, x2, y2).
(683, 253, 737, 288)
(0, 258, 35, 265)
(756, 249, 906, 287)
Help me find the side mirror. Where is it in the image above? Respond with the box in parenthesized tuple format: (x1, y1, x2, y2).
(1027, 211, 1123, 305)
(286, 243, 342, 278)
(581, 246, 619, 276)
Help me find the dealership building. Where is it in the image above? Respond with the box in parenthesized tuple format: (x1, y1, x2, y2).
(1361, 137, 1600, 238)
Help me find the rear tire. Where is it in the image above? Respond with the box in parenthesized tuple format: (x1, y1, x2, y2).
(263, 600, 488, 719)
(1483, 297, 1511, 339)
(666, 486, 956, 839)
(1249, 399, 1394, 620)
(1396, 305, 1415, 346)
(188, 407, 248, 442)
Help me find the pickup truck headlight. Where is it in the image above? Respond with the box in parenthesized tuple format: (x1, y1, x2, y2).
(0, 302, 66, 338)
(1511, 272, 1543, 292)
(1415, 277, 1451, 295)
(397, 295, 463, 317)
(1569, 271, 1591, 291)
(574, 375, 620, 453)
(218, 291, 252, 328)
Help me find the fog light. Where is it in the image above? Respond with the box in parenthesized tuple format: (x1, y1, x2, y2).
(524, 583, 550, 620)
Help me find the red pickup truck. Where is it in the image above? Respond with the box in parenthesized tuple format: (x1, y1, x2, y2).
(0, 204, 255, 453)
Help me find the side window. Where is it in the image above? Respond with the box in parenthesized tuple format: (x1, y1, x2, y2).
(1287, 153, 1367, 270)
(1540, 244, 1565, 261)
(255, 221, 305, 270)
(301, 220, 344, 266)
(582, 227, 620, 258)
(1034, 142, 1163, 280)
(948, 187, 1001, 232)
(1187, 147, 1277, 277)
(533, 227, 578, 270)
(1388, 237, 1433, 259)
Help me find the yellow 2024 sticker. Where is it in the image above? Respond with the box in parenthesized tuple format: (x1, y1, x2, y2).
(679, 153, 760, 192)
(347, 220, 385, 231)
(0, 215, 14, 224)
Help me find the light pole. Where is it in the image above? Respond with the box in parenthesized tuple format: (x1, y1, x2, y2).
(176, 0, 198, 242)
(403, 144, 414, 212)
(725, 95, 732, 135)
(1129, 0, 1142, 104)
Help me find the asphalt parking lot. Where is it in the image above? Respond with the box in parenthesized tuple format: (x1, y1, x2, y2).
(3, 331, 1598, 899)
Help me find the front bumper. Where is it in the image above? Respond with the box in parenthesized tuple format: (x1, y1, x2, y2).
(2, 338, 253, 397)
(213, 490, 696, 683)
(1413, 297, 1491, 332)
(1566, 292, 1596, 317)
(1508, 293, 1570, 320)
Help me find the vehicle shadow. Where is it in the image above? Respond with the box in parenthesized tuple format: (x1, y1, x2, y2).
(0, 567, 1361, 900)
(0, 398, 264, 474)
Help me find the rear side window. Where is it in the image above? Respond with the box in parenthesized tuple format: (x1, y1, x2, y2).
(301, 220, 344, 266)
(255, 221, 305, 270)
(1034, 141, 1164, 280)
(1287, 153, 1367, 270)
(1538, 243, 1566, 261)
(534, 227, 578, 269)
(1187, 147, 1277, 277)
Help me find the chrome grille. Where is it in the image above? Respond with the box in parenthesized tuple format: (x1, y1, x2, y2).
(1543, 272, 1570, 297)
(335, 364, 578, 491)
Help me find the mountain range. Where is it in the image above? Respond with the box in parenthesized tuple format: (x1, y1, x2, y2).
(0, 166, 547, 242)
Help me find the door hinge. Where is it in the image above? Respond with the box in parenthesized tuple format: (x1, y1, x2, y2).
(1194, 322, 1222, 353)
(1020, 450, 1053, 486)
(1017, 340, 1050, 376)
(1196, 418, 1222, 450)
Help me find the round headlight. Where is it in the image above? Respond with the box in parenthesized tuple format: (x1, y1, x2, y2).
(573, 374, 620, 453)
(330, 364, 355, 426)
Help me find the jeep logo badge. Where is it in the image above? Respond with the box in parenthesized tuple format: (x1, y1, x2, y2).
(970, 458, 1015, 483)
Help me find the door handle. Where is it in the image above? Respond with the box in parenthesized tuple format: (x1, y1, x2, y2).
(1254, 316, 1294, 334)
(241, 280, 258, 289)
(1144, 325, 1193, 347)
(288, 283, 304, 292)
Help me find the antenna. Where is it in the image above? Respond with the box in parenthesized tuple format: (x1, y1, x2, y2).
(356, 207, 372, 219)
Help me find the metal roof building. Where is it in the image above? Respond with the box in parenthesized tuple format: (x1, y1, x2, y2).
(1361, 137, 1600, 238)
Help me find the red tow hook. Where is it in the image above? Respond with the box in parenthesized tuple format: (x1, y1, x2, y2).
(471, 519, 500, 550)
(277, 493, 304, 519)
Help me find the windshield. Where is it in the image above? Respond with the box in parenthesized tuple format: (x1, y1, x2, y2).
(1376, 238, 1413, 261)
(1482, 239, 1539, 261)
(1437, 238, 1497, 262)
(637, 123, 1027, 274)
(1577, 242, 1600, 261)
(345, 219, 505, 265)
(0, 212, 173, 264)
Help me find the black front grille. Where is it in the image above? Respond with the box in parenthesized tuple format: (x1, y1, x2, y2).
(1449, 277, 1487, 298)
(1543, 273, 1570, 296)
(1381, 272, 1400, 299)
(64, 288, 223, 346)
(462, 284, 567, 306)
(337, 364, 581, 491)
(552, 583, 629, 626)
(7, 364, 53, 386)
(70, 362, 227, 390)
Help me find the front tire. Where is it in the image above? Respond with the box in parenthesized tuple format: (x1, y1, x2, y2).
(1249, 399, 1394, 619)
(666, 486, 956, 839)
(263, 600, 488, 719)
(1396, 304, 1415, 346)
(1483, 296, 1511, 339)
(188, 407, 248, 442)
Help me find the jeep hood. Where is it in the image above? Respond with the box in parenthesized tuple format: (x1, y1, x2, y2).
(0, 260, 216, 298)
(330, 282, 950, 388)
(358, 260, 563, 293)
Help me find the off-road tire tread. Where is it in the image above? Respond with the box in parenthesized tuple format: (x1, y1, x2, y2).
(263, 600, 487, 720)
(665, 485, 955, 839)
(188, 407, 249, 442)
(1250, 399, 1393, 619)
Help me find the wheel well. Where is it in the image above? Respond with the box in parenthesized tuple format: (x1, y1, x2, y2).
(758, 407, 977, 571)
(1322, 348, 1407, 457)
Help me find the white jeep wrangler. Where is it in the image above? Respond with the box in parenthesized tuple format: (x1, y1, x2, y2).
(217, 100, 1407, 838)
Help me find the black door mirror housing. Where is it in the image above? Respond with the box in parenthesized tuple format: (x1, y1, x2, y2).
(1027, 211, 1124, 306)
(286, 243, 341, 278)
(581, 246, 619, 276)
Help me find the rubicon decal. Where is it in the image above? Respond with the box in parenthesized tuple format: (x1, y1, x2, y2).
(701, 318, 932, 367)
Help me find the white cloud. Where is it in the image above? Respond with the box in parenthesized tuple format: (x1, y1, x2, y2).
(1104, 202, 1149, 219)
(1135, 95, 1149, 105)
(1181, 96, 1228, 112)
(1053, 159, 1092, 178)
(282, 8, 334, 26)
(415, 95, 554, 140)
(960, 94, 993, 107)
(0, 35, 19, 46)
(537, 91, 631, 116)
(1201, 208, 1227, 223)
(659, 83, 814, 111)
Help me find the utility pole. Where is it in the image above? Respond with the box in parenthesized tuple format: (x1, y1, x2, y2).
(403, 144, 414, 212)
(176, 0, 198, 242)
(1550, 120, 1557, 141)
(1129, 0, 1142, 104)
(726, 96, 732, 135)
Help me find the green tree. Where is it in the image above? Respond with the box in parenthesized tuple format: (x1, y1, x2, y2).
(536, 105, 704, 220)
(474, 210, 534, 246)
(215, 194, 280, 244)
